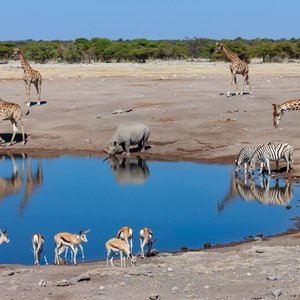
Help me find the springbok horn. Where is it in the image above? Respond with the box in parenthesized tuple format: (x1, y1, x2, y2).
(85, 229, 91, 233)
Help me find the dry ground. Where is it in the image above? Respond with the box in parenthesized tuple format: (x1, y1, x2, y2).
(0, 61, 300, 299)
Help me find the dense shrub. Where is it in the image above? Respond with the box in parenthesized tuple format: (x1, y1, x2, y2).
(2, 37, 300, 63)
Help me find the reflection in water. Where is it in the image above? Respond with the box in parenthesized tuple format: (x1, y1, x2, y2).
(0, 157, 299, 265)
(218, 172, 293, 212)
(0, 154, 25, 202)
(107, 156, 150, 185)
(0, 154, 43, 215)
(20, 158, 43, 216)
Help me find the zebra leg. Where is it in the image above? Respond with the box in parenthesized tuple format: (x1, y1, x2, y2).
(266, 159, 271, 175)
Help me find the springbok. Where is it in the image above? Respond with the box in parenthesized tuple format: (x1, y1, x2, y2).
(117, 226, 133, 253)
(0, 228, 9, 245)
(139, 227, 156, 258)
(54, 229, 90, 265)
(32, 233, 48, 265)
(106, 237, 136, 268)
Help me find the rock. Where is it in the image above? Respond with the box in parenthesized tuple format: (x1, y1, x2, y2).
(112, 108, 133, 114)
(171, 286, 179, 294)
(39, 280, 46, 287)
(204, 242, 211, 249)
(167, 267, 173, 272)
(76, 273, 91, 282)
(271, 289, 282, 297)
(246, 272, 252, 277)
(159, 252, 173, 257)
(204, 285, 210, 289)
(149, 294, 160, 300)
(99, 286, 105, 290)
(57, 279, 70, 287)
(127, 269, 153, 277)
(2, 270, 15, 277)
(267, 275, 281, 281)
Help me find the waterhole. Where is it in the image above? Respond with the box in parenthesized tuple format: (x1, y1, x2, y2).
(0, 153, 299, 265)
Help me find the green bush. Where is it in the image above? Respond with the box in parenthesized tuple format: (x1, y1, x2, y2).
(2, 37, 300, 63)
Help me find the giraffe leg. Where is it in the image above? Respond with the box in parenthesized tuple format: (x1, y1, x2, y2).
(26, 82, 31, 107)
(227, 73, 237, 97)
(34, 80, 42, 105)
(18, 119, 26, 145)
(9, 120, 18, 146)
(244, 74, 252, 95)
(233, 75, 239, 96)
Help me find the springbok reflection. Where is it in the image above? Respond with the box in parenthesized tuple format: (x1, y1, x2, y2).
(0, 154, 25, 202)
(107, 156, 150, 185)
(218, 172, 293, 212)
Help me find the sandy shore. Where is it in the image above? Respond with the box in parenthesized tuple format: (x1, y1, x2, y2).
(1, 61, 300, 299)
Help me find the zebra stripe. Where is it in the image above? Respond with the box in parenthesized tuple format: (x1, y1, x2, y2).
(250, 143, 294, 175)
(235, 144, 264, 174)
(249, 177, 293, 206)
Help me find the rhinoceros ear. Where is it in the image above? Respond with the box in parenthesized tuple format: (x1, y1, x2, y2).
(113, 141, 117, 146)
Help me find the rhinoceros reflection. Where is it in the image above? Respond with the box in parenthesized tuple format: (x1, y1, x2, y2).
(218, 172, 293, 213)
(107, 156, 150, 185)
(0, 154, 43, 215)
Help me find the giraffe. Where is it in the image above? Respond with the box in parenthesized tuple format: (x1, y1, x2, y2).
(272, 99, 300, 128)
(216, 42, 252, 97)
(12, 48, 42, 107)
(0, 98, 27, 145)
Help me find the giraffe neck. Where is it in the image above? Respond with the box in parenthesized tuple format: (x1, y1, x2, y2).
(19, 52, 33, 74)
(282, 100, 300, 111)
(222, 47, 239, 62)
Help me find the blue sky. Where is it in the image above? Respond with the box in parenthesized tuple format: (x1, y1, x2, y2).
(1, 0, 299, 41)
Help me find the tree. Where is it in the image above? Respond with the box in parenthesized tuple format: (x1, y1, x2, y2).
(25, 42, 56, 63)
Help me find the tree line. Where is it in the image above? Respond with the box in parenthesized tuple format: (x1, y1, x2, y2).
(1, 37, 300, 64)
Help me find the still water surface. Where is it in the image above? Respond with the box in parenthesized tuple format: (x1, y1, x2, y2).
(0, 154, 299, 265)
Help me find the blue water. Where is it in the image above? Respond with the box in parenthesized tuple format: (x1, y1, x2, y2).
(0, 154, 299, 265)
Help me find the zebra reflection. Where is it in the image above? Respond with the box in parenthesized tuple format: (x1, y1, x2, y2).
(218, 172, 293, 213)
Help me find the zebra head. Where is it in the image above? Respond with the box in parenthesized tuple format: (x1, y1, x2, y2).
(249, 158, 256, 174)
(272, 104, 285, 128)
(234, 159, 241, 174)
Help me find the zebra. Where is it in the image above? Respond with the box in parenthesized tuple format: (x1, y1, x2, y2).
(249, 142, 294, 175)
(235, 144, 265, 174)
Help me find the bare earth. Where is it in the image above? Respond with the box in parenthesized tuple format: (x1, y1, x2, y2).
(1, 61, 300, 299)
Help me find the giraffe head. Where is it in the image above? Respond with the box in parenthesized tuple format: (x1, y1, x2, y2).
(216, 42, 224, 51)
(12, 48, 22, 59)
(272, 103, 285, 128)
